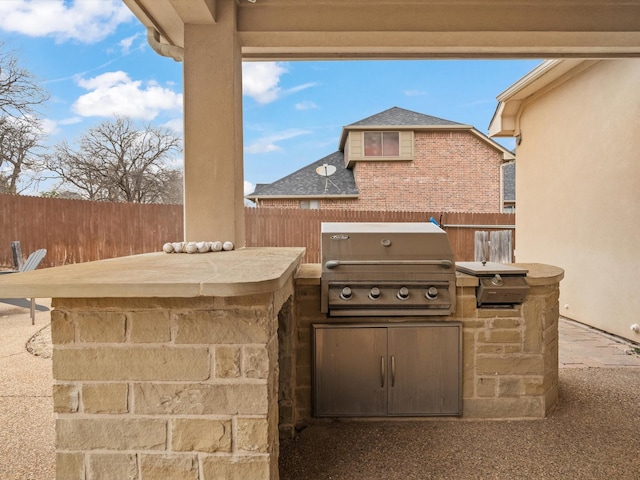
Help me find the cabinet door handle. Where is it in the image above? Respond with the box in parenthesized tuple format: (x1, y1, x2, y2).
(391, 355, 396, 387)
(380, 356, 385, 388)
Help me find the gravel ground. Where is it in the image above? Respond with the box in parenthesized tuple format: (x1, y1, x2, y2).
(0, 302, 55, 480)
(280, 368, 640, 480)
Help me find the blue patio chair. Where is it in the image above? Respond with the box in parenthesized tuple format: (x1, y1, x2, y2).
(0, 249, 47, 324)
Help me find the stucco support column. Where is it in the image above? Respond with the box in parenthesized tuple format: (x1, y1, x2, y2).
(183, 1, 244, 244)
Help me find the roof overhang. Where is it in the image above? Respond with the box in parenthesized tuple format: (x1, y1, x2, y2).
(124, 0, 640, 61)
(488, 59, 599, 137)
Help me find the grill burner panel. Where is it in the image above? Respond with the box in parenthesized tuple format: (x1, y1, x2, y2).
(321, 222, 457, 316)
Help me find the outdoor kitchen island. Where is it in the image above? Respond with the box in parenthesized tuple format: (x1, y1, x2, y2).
(0, 247, 305, 480)
(292, 261, 564, 429)
(0, 248, 563, 480)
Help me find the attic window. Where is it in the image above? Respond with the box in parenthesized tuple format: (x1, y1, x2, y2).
(364, 131, 399, 157)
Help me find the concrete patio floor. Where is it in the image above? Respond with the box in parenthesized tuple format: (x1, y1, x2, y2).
(0, 300, 639, 479)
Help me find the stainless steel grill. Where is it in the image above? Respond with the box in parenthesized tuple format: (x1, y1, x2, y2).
(320, 222, 457, 316)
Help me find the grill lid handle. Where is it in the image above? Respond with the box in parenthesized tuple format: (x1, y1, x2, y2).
(324, 259, 453, 269)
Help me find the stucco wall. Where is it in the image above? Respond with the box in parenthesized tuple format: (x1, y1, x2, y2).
(514, 59, 640, 342)
(259, 130, 503, 212)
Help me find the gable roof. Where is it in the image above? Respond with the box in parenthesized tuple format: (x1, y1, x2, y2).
(246, 106, 515, 202)
(348, 106, 464, 127)
(246, 151, 358, 201)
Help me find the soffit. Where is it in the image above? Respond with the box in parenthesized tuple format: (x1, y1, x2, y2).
(124, 0, 640, 59)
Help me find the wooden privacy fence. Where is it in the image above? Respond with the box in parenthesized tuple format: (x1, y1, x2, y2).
(0, 193, 515, 268)
(0, 194, 183, 268)
(245, 208, 515, 263)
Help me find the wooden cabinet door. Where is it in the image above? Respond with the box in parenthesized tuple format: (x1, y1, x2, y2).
(387, 325, 461, 415)
(314, 326, 387, 416)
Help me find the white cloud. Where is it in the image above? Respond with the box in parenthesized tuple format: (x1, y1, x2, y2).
(118, 33, 144, 55)
(245, 129, 310, 154)
(244, 181, 255, 196)
(295, 100, 318, 111)
(242, 62, 287, 104)
(73, 71, 183, 120)
(242, 62, 319, 105)
(0, 0, 134, 43)
(162, 118, 184, 135)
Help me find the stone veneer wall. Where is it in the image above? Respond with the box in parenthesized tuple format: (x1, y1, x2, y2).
(292, 274, 560, 426)
(51, 281, 293, 480)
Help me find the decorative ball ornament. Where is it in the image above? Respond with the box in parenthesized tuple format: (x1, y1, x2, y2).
(162, 240, 233, 253)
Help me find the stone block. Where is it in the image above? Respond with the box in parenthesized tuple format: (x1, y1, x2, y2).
(82, 383, 128, 414)
(53, 384, 79, 413)
(492, 318, 522, 329)
(476, 355, 544, 376)
(476, 377, 496, 397)
(236, 418, 269, 453)
(53, 346, 210, 381)
(51, 310, 74, 344)
(498, 378, 523, 397)
(215, 346, 241, 378)
(76, 312, 126, 343)
(477, 345, 504, 354)
(244, 346, 269, 379)
(174, 310, 270, 344)
(88, 453, 137, 479)
(482, 330, 521, 344)
(462, 319, 486, 329)
(129, 311, 171, 343)
(56, 452, 84, 480)
(172, 418, 231, 453)
(140, 454, 199, 480)
(477, 307, 521, 318)
(134, 383, 268, 415)
(56, 418, 166, 450)
(463, 397, 544, 418)
(453, 295, 477, 319)
(201, 455, 270, 480)
(221, 293, 272, 308)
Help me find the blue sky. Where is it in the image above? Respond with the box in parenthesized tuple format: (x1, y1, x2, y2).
(0, 0, 541, 196)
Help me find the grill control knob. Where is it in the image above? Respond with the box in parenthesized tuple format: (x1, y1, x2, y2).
(340, 287, 352, 300)
(397, 287, 410, 300)
(369, 287, 381, 300)
(425, 286, 439, 300)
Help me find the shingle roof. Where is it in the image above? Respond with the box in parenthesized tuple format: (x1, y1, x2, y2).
(348, 106, 464, 127)
(247, 151, 358, 199)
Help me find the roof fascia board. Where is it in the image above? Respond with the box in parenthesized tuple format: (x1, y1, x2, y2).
(490, 59, 599, 137)
(468, 128, 515, 160)
(169, 0, 217, 24)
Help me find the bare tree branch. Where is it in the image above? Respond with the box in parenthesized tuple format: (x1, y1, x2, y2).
(43, 116, 183, 204)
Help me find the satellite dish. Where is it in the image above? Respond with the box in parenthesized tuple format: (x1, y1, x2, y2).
(316, 164, 337, 177)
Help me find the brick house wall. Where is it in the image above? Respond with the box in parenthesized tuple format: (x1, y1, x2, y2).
(256, 130, 503, 213)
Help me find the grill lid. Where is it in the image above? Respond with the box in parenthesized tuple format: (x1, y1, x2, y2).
(321, 222, 457, 316)
(455, 262, 528, 276)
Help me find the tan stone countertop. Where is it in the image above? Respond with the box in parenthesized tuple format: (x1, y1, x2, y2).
(0, 247, 305, 298)
(296, 262, 564, 287)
